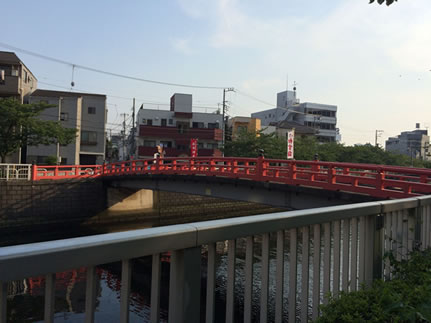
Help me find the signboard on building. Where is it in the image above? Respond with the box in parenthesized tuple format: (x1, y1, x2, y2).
(287, 130, 295, 159)
(190, 138, 198, 157)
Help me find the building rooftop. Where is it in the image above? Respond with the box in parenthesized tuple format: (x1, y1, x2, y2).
(31, 89, 106, 98)
(0, 51, 21, 64)
(0, 51, 38, 80)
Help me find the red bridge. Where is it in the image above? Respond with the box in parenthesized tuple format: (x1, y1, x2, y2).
(32, 157, 431, 199)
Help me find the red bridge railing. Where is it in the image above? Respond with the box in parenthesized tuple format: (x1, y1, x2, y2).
(32, 157, 431, 199)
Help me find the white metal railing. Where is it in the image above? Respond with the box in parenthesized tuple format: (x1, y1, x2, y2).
(0, 196, 430, 322)
(0, 164, 31, 181)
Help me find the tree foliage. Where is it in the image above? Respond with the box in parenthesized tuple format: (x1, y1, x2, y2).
(0, 98, 77, 162)
(223, 130, 431, 168)
(317, 249, 431, 322)
(369, 0, 397, 6)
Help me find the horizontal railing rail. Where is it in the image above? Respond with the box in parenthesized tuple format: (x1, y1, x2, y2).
(33, 164, 103, 180)
(1, 196, 431, 322)
(0, 164, 31, 181)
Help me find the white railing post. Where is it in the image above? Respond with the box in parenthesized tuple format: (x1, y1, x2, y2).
(85, 266, 97, 323)
(168, 247, 201, 323)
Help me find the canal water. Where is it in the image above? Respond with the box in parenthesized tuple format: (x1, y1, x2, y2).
(3, 217, 334, 322)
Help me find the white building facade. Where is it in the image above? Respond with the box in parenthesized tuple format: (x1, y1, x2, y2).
(252, 90, 339, 142)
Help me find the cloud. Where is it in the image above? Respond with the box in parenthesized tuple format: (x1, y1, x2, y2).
(177, 0, 214, 19)
(172, 38, 194, 55)
(175, 0, 431, 145)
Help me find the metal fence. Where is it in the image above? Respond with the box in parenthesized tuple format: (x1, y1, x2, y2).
(0, 164, 31, 181)
(0, 195, 430, 322)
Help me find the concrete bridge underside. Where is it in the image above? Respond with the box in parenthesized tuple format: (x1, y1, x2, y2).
(105, 174, 380, 210)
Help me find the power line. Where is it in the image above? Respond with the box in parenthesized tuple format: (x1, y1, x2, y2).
(37, 81, 220, 110)
(0, 42, 229, 90)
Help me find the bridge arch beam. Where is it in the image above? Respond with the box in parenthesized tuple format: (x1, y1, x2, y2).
(105, 174, 379, 210)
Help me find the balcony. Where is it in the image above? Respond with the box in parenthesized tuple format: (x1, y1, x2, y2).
(138, 146, 222, 157)
(0, 75, 19, 96)
(139, 125, 222, 141)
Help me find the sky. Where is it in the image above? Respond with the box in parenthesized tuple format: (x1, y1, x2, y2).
(2, 0, 431, 145)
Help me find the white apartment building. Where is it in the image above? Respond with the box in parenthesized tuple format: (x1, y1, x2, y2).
(28, 90, 107, 165)
(252, 90, 339, 142)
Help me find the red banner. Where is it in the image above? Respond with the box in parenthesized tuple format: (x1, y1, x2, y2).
(190, 138, 198, 157)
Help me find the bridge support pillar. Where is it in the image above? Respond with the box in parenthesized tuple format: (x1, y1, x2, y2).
(168, 247, 201, 323)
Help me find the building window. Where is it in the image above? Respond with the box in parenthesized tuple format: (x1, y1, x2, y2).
(169, 119, 173, 125)
(147, 119, 153, 126)
(144, 140, 156, 147)
(192, 122, 204, 128)
(161, 119, 167, 126)
(208, 123, 219, 129)
(60, 112, 69, 121)
(88, 107, 96, 114)
(160, 141, 172, 148)
(81, 131, 98, 145)
(177, 144, 187, 150)
(24, 70, 28, 83)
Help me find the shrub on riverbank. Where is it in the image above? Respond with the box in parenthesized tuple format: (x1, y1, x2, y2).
(316, 249, 431, 322)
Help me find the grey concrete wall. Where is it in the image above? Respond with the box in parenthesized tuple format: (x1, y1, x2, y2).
(0, 179, 106, 233)
(0, 181, 286, 236)
(27, 96, 81, 164)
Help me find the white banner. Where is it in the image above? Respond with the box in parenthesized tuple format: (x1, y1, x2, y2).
(287, 129, 295, 159)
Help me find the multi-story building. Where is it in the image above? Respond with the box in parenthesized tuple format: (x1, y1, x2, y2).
(137, 93, 223, 157)
(252, 90, 338, 142)
(227, 117, 261, 140)
(261, 120, 316, 138)
(385, 124, 430, 161)
(28, 90, 107, 165)
(0, 51, 37, 103)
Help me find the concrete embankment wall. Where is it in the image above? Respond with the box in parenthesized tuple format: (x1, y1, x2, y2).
(0, 179, 106, 233)
(0, 180, 285, 235)
(85, 187, 285, 228)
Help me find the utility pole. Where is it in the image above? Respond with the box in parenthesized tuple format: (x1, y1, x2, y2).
(375, 130, 384, 147)
(121, 113, 128, 160)
(222, 88, 234, 155)
(131, 98, 135, 159)
(56, 97, 63, 165)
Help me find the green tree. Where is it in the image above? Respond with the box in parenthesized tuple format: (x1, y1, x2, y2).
(224, 129, 287, 159)
(224, 129, 431, 168)
(369, 0, 397, 6)
(0, 98, 77, 162)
